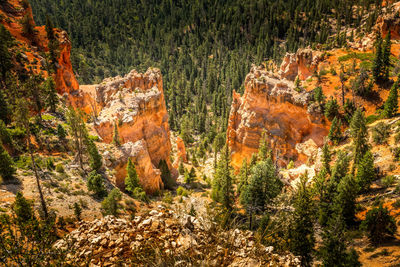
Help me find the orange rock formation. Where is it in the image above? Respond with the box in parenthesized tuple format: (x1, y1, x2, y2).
(93, 69, 176, 194)
(227, 65, 329, 169)
(0, 0, 79, 95)
(173, 136, 187, 168)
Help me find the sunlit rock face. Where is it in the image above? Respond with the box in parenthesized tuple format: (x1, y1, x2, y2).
(279, 48, 323, 81)
(227, 65, 329, 170)
(377, 2, 400, 40)
(94, 68, 176, 194)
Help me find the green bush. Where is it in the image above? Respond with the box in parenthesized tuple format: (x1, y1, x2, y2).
(382, 175, 396, 188)
(132, 187, 149, 202)
(55, 164, 64, 173)
(177, 186, 189, 197)
(372, 122, 391, 145)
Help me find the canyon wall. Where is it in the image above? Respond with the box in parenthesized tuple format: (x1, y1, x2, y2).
(0, 0, 79, 95)
(93, 69, 176, 194)
(227, 62, 329, 169)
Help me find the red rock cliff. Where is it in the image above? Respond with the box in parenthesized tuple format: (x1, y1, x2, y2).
(94, 68, 176, 194)
(0, 0, 79, 94)
(227, 65, 329, 169)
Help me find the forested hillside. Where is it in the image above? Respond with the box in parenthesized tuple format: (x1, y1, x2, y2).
(30, 0, 380, 134)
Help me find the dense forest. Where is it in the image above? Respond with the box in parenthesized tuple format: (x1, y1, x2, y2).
(30, 0, 381, 135)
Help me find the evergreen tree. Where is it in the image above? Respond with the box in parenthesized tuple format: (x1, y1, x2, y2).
(87, 171, 106, 197)
(237, 159, 249, 195)
(101, 188, 122, 216)
(241, 158, 282, 213)
(125, 159, 140, 193)
(0, 25, 13, 82)
(66, 107, 87, 169)
(350, 109, 369, 165)
(334, 174, 358, 227)
(159, 159, 174, 189)
(258, 131, 270, 161)
(361, 204, 396, 245)
(372, 32, 383, 82)
(328, 117, 343, 145)
(0, 141, 15, 181)
(355, 151, 375, 192)
(319, 214, 361, 267)
(13, 192, 34, 223)
(112, 123, 121, 146)
(321, 142, 332, 174)
(382, 31, 392, 81)
(73, 202, 82, 221)
(20, 14, 35, 36)
(86, 139, 102, 172)
(290, 173, 315, 266)
(43, 77, 58, 113)
(211, 145, 234, 210)
(324, 98, 340, 121)
(383, 80, 398, 118)
(0, 91, 10, 125)
(57, 124, 66, 140)
(178, 161, 185, 175)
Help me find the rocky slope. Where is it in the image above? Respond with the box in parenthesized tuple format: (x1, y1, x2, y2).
(54, 206, 300, 267)
(89, 69, 176, 194)
(0, 0, 79, 95)
(227, 53, 329, 169)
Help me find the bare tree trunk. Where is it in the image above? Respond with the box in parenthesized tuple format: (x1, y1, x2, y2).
(27, 137, 48, 219)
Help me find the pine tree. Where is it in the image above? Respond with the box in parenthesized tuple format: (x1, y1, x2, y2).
(87, 171, 106, 197)
(159, 159, 174, 189)
(86, 139, 102, 172)
(20, 14, 35, 36)
(350, 109, 369, 165)
(0, 141, 15, 181)
(43, 77, 58, 113)
(321, 142, 332, 174)
(241, 158, 282, 213)
(237, 159, 249, 195)
(13, 192, 34, 223)
(66, 107, 87, 169)
(382, 31, 392, 81)
(112, 123, 121, 146)
(361, 204, 396, 245)
(73, 202, 82, 221)
(211, 145, 234, 210)
(372, 32, 383, 82)
(383, 80, 398, 118)
(125, 159, 140, 193)
(258, 131, 271, 161)
(355, 150, 375, 192)
(57, 124, 66, 140)
(319, 214, 361, 267)
(0, 90, 10, 125)
(334, 174, 358, 227)
(101, 188, 122, 216)
(324, 98, 340, 121)
(0, 25, 13, 81)
(328, 117, 343, 145)
(290, 173, 315, 266)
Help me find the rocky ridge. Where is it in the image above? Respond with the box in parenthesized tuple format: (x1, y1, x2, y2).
(228, 59, 329, 169)
(54, 206, 300, 267)
(91, 68, 175, 194)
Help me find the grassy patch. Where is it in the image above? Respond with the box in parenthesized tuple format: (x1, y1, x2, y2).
(338, 52, 373, 62)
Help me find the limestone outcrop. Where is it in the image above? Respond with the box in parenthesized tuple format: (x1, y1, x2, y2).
(227, 65, 329, 169)
(94, 68, 175, 193)
(279, 48, 323, 81)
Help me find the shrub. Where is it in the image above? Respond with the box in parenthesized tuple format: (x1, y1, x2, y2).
(55, 164, 64, 173)
(101, 188, 122, 216)
(0, 142, 15, 181)
(162, 191, 173, 204)
(46, 158, 55, 171)
(73, 202, 82, 221)
(324, 98, 340, 121)
(177, 186, 189, 197)
(382, 175, 396, 188)
(132, 187, 149, 202)
(56, 124, 66, 140)
(372, 122, 391, 145)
